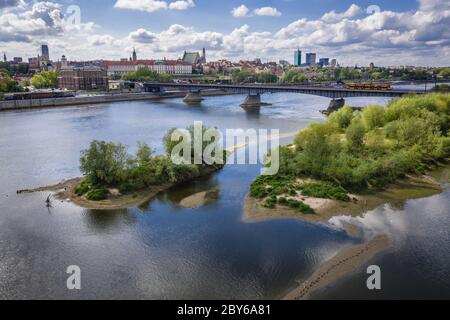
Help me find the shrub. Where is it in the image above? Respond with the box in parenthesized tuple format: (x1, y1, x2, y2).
(74, 179, 92, 196)
(362, 105, 386, 130)
(86, 188, 109, 201)
(298, 182, 350, 202)
(346, 121, 366, 150)
(328, 106, 354, 129)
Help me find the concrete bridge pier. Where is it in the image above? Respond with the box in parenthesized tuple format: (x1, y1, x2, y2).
(321, 98, 345, 115)
(240, 94, 263, 108)
(183, 90, 204, 104)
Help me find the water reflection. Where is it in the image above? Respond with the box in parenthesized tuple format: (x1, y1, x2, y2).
(83, 208, 136, 231)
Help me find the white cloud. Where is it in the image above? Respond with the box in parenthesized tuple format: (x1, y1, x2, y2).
(253, 7, 282, 17)
(129, 28, 156, 43)
(1, 0, 449, 66)
(114, 0, 195, 13)
(321, 4, 362, 22)
(168, 0, 195, 10)
(0, 0, 26, 9)
(231, 4, 249, 18)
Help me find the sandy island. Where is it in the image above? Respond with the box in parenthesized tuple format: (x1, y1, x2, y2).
(244, 166, 448, 300)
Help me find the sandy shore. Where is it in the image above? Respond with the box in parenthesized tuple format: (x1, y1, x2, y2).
(283, 235, 392, 300)
(179, 189, 219, 209)
(245, 167, 447, 300)
(18, 177, 173, 210)
(243, 173, 443, 225)
(18, 166, 223, 210)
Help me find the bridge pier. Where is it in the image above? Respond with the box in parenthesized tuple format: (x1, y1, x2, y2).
(240, 94, 271, 109)
(183, 91, 204, 104)
(320, 98, 345, 116)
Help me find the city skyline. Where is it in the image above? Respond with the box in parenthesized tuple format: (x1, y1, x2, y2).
(0, 0, 449, 66)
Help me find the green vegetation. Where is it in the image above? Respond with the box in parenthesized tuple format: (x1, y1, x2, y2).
(231, 70, 278, 83)
(30, 70, 59, 89)
(297, 182, 350, 202)
(262, 195, 315, 214)
(250, 94, 450, 209)
(122, 67, 173, 83)
(282, 70, 308, 83)
(76, 125, 225, 200)
(0, 69, 22, 94)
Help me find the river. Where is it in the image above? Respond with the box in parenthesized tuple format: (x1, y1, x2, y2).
(0, 89, 449, 299)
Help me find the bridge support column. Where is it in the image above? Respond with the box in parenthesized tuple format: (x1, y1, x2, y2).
(183, 91, 204, 104)
(240, 94, 263, 108)
(321, 98, 345, 116)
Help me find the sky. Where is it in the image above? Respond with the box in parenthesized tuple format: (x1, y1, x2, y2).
(0, 0, 449, 66)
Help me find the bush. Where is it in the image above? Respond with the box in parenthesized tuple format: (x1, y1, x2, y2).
(298, 182, 350, 202)
(286, 199, 315, 214)
(74, 179, 92, 196)
(362, 105, 386, 130)
(86, 188, 109, 201)
(346, 121, 366, 150)
(328, 106, 354, 129)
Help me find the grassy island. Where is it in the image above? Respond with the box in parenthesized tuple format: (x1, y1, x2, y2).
(246, 94, 450, 222)
(32, 125, 226, 210)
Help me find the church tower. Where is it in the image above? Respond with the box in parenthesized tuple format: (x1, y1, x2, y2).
(132, 47, 137, 61)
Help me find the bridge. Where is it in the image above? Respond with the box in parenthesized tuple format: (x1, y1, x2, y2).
(143, 82, 424, 109)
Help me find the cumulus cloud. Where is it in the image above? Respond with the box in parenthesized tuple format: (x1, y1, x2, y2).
(129, 28, 156, 43)
(253, 7, 282, 17)
(231, 5, 249, 18)
(114, 0, 195, 13)
(321, 4, 362, 22)
(0, 0, 26, 9)
(168, 0, 195, 10)
(1, 0, 449, 66)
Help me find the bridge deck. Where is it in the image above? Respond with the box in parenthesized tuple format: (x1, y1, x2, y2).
(144, 82, 425, 98)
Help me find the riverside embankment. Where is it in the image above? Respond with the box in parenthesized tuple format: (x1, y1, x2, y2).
(0, 89, 232, 111)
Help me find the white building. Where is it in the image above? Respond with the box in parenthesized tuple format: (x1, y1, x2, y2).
(101, 59, 193, 78)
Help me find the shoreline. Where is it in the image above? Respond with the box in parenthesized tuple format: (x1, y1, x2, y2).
(243, 172, 443, 225)
(0, 89, 238, 112)
(18, 166, 221, 210)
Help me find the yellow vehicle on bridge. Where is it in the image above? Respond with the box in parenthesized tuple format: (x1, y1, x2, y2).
(346, 83, 392, 91)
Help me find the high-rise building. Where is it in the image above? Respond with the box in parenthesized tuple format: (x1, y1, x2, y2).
(305, 53, 316, 66)
(319, 58, 329, 66)
(330, 59, 337, 67)
(294, 49, 302, 66)
(41, 45, 49, 60)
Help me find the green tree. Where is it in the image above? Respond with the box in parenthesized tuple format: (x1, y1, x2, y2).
(30, 70, 59, 89)
(80, 140, 130, 185)
(346, 121, 366, 150)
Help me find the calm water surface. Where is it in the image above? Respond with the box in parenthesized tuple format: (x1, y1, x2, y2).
(0, 92, 448, 299)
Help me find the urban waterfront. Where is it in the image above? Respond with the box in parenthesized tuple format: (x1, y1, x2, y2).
(0, 91, 449, 299)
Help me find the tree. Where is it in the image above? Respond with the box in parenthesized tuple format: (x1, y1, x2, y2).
(30, 70, 59, 89)
(346, 121, 366, 150)
(0, 70, 22, 93)
(80, 140, 130, 185)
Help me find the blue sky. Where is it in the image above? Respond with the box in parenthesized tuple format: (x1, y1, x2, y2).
(1, 0, 449, 66)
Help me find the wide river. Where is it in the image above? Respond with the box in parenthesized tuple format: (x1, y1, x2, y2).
(0, 89, 449, 299)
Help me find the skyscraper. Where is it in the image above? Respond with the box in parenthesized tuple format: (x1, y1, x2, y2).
(294, 49, 302, 66)
(41, 45, 49, 61)
(319, 58, 329, 66)
(305, 53, 316, 66)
